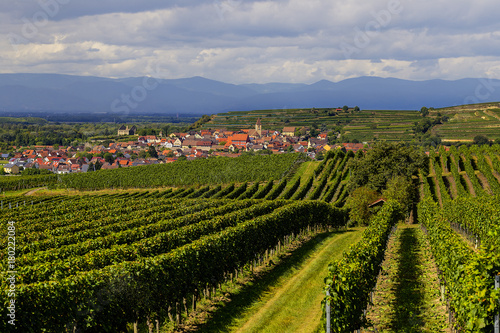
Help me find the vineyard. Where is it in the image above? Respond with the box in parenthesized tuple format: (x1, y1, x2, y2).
(417, 145, 500, 332)
(0, 174, 57, 192)
(322, 144, 500, 332)
(1, 145, 499, 332)
(55, 153, 305, 191)
(0, 149, 356, 332)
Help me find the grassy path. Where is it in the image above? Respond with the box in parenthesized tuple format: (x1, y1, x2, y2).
(364, 224, 451, 333)
(199, 228, 363, 333)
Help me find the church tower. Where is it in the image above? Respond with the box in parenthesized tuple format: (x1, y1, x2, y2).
(255, 118, 262, 136)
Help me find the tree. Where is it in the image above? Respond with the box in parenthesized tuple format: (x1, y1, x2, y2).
(413, 118, 433, 134)
(104, 153, 114, 164)
(345, 186, 380, 226)
(473, 135, 490, 145)
(310, 128, 320, 137)
(354, 106, 360, 112)
(93, 160, 102, 171)
(342, 105, 349, 113)
(258, 149, 272, 155)
(287, 145, 295, 153)
(347, 142, 428, 193)
(148, 145, 158, 158)
(420, 106, 429, 117)
(382, 175, 415, 215)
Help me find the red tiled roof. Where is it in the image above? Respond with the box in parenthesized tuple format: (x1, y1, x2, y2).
(232, 134, 249, 141)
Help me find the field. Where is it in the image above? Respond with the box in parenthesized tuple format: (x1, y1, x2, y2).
(0, 150, 354, 332)
(0, 145, 499, 332)
(201, 103, 500, 144)
(203, 108, 422, 143)
(431, 103, 500, 142)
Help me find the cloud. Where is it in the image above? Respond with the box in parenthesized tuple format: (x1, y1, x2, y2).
(1, 0, 500, 84)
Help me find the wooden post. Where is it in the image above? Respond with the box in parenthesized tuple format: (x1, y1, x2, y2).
(495, 275, 499, 333)
(167, 305, 173, 323)
(147, 317, 154, 333)
(326, 287, 331, 333)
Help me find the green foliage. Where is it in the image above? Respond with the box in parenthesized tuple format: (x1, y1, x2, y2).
(187, 114, 212, 130)
(264, 178, 287, 200)
(280, 177, 301, 200)
(21, 168, 52, 176)
(0, 174, 57, 191)
(290, 175, 314, 200)
(59, 154, 303, 190)
(382, 175, 415, 215)
(474, 135, 491, 145)
(413, 118, 433, 134)
(103, 152, 114, 164)
(323, 200, 401, 332)
(147, 145, 158, 158)
(237, 181, 260, 199)
(420, 106, 429, 117)
(347, 142, 428, 193)
(0, 198, 348, 332)
(345, 186, 380, 226)
(251, 180, 274, 199)
(418, 197, 500, 332)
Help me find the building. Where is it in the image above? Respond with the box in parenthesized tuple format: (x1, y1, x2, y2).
(282, 126, 296, 136)
(3, 164, 20, 174)
(231, 133, 250, 148)
(117, 125, 137, 136)
(255, 118, 262, 136)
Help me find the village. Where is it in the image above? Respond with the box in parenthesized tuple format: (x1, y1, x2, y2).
(1, 119, 367, 175)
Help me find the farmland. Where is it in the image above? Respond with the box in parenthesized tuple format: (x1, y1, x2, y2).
(431, 103, 500, 142)
(202, 103, 500, 144)
(0, 144, 499, 332)
(203, 108, 423, 143)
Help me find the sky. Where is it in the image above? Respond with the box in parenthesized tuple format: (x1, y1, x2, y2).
(1, 0, 500, 84)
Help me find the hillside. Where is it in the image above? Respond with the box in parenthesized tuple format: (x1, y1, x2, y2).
(203, 103, 500, 143)
(429, 102, 500, 142)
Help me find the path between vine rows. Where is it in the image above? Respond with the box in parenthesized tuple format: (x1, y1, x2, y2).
(363, 224, 452, 333)
(200, 228, 364, 333)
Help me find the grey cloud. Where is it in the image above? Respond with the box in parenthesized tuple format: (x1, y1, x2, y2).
(1, 0, 500, 84)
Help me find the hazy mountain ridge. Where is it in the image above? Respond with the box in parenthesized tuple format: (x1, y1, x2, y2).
(0, 73, 499, 114)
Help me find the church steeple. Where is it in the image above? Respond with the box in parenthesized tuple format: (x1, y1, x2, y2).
(255, 118, 262, 136)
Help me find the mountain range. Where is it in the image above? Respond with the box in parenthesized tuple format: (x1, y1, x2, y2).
(0, 73, 499, 115)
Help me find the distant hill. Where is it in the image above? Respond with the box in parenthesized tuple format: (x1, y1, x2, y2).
(0, 73, 500, 114)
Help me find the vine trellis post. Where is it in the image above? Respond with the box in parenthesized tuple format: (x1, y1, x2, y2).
(495, 274, 499, 333)
(325, 287, 331, 333)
